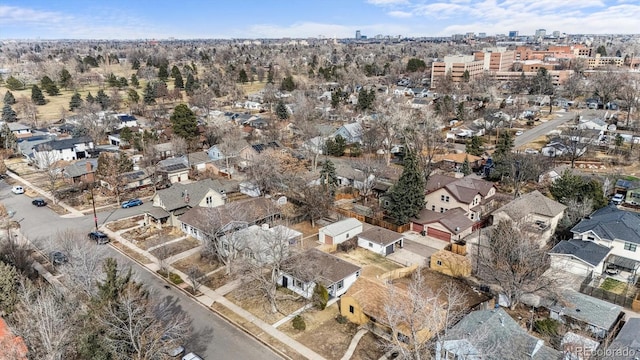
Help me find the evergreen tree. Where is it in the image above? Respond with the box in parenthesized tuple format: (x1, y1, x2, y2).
(461, 156, 471, 175)
(384, 150, 425, 224)
(357, 88, 375, 112)
(185, 73, 196, 95)
(95, 257, 133, 305)
(86, 91, 95, 104)
(143, 82, 156, 105)
(325, 135, 346, 157)
(107, 73, 119, 87)
(266, 65, 274, 84)
(1, 103, 17, 122)
(131, 58, 140, 70)
(118, 76, 128, 88)
(406, 58, 427, 72)
(174, 72, 184, 89)
(95, 89, 110, 110)
(238, 69, 248, 83)
(31, 85, 46, 105)
(550, 170, 606, 209)
(41, 75, 60, 96)
(171, 65, 181, 78)
(319, 160, 339, 193)
(69, 92, 83, 110)
(127, 89, 140, 104)
(5, 76, 23, 91)
(596, 45, 607, 57)
(59, 68, 72, 89)
(170, 104, 198, 140)
(275, 101, 289, 120)
(494, 131, 514, 157)
(130, 74, 139, 88)
(331, 90, 342, 109)
(280, 75, 295, 91)
(158, 64, 169, 81)
(466, 136, 484, 156)
(3, 91, 16, 105)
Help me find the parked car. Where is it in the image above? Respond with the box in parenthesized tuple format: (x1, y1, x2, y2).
(49, 251, 68, 266)
(524, 148, 539, 155)
(168, 346, 185, 357)
(515, 130, 524, 136)
(32, 198, 47, 207)
(121, 198, 143, 208)
(182, 353, 203, 360)
(88, 231, 110, 245)
(11, 186, 24, 194)
(611, 193, 625, 205)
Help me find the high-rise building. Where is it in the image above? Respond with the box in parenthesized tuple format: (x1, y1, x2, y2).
(552, 31, 561, 38)
(508, 31, 519, 38)
(535, 29, 546, 38)
(355, 30, 361, 39)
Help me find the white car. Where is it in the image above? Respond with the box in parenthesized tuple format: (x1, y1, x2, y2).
(515, 130, 524, 136)
(11, 186, 24, 194)
(182, 353, 203, 360)
(611, 194, 625, 205)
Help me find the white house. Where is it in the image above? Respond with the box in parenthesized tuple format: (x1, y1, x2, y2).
(114, 114, 138, 129)
(357, 226, 404, 256)
(278, 248, 361, 299)
(332, 123, 363, 144)
(318, 218, 363, 245)
(219, 224, 302, 265)
(31, 136, 94, 168)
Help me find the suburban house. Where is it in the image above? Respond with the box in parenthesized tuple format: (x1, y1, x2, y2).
(153, 142, 175, 160)
(146, 178, 237, 227)
(491, 190, 566, 245)
(432, 152, 483, 172)
(62, 158, 97, 184)
(602, 318, 640, 359)
(114, 114, 138, 129)
(424, 174, 496, 221)
(177, 197, 280, 242)
(185, 152, 213, 173)
(157, 157, 190, 184)
(318, 218, 363, 245)
(545, 289, 623, 339)
(411, 207, 475, 242)
(218, 224, 302, 265)
(437, 308, 561, 360)
(541, 141, 587, 158)
(278, 248, 361, 299)
(569, 206, 640, 284)
(239, 142, 281, 161)
(549, 239, 611, 277)
(332, 123, 363, 144)
(357, 226, 404, 256)
(429, 249, 472, 277)
(31, 136, 94, 168)
(119, 169, 155, 190)
(7, 122, 31, 139)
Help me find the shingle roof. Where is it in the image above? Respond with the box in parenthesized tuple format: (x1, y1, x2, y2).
(604, 318, 640, 359)
(413, 208, 475, 233)
(443, 308, 561, 360)
(494, 190, 566, 221)
(285, 248, 361, 285)
(34, 136, 92, 151)
(549, 240, 610, 266)
(320, 218, 362, 237)
(547, 289, 622, 331)
(571, 205, 640, 244)
(62, 158, 98, 178)
(426, 174, 495, 203)
(358, 226, 403, 246)
(155, 178, 237, 211)
(178, 197, 278, 234)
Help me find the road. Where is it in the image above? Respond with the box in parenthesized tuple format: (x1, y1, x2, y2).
(513, 111, 575, 149)
(0, 181, 281, 360)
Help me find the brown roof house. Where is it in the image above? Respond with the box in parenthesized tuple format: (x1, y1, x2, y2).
(424, 174, 496, 221)
(278, 248, 362, 299)
(491, 190, 566, 246)
(357, 226, 404, 256)
(411, 207, 475, 243)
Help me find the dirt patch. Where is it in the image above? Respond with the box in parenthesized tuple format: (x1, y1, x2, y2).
(351, 332, 385, 360)
(203, 270, 233, 290)
(288, 221, 319, 238)
(226, 283, 307, 325)
(281, 303, 358, 360)
(149, 237, 200, 259)
(336, 248, 401, 279)
(110, 241, 154, 264)
(121, 225, 183, 249)
(106, 216, 144, 232)
(172, 253, 220, 274)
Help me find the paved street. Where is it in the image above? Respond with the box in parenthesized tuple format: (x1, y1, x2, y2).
(0, 181, 281, 360)
(513, 111, 575, 149)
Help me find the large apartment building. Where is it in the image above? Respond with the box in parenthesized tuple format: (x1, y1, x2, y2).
(473, 47, 515, 72)
(430, 55, 485, 87)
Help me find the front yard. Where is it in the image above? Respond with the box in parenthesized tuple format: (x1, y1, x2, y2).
(121, 225, 184, 250)
(226, 283, 307, 325)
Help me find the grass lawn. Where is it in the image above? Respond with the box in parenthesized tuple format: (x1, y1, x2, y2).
(226, 283, 306, 325)
(600, 278, 627, 294)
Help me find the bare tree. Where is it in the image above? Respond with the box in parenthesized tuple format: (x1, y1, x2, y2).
(351, 156, 384, 203)
(475, 220, 557, 310)
(590, 67, 620, 105)
(186, 266, 204, 294)
(618, 73, 640, 128)
(559, 126, 596, 168)
(34, 145, 64, 204)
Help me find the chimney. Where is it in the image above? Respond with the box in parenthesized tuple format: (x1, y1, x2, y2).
(86, 161, 93, 173)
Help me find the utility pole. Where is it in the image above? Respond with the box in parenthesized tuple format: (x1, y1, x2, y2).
(90, 183, 98, 231)
(476, 211, 482, 275)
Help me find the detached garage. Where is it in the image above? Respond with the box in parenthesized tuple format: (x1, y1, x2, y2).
(357, 226, 404, 256)
(412, 207, 475, 243)
(319, 218, 363, 245)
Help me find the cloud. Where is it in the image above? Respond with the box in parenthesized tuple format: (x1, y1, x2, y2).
(0, 5, 71, 25)
(388, 10, 413, 18)
(366, 0, 410, 5)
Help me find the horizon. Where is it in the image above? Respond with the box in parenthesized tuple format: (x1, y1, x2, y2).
(2, 0, 640, 40)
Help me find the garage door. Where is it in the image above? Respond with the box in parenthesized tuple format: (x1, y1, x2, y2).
(385, 244, 394, 256)
(427, 227, 450, 241)
(324, 235, 333, 245)
(412, 222, 424, 232)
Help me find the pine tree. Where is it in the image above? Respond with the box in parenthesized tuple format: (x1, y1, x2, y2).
(86, 91, 95, 104)
(494, 131, 514, 157)
(69, 92, 83, 110)
(5, 76, 23, 91)
(41, 75, 60, 96)
(130, 74, 139, 88)
(174, 72, 184, 89)
(325, 135, 346, 157)
(170, 103, 198, 140)
(266, 65, 274, 84)
(275, 101, 289, 120)
(1, 103, 17, 122)
(59, 68, 72, 89)
(171, 65, 181, 78)
(107, 73, 119, 87)
(143, 82, 156, 105)
(185, 73, 196, 95)
(31, 85, 46, 105)
(465, 136, 484, 156)
(384, 150, 425, 224)
(158, 64, 169, 81)
(131, 58, 140, 70)
(319, 160, 339, 194)
(3, 91, 16, 105)
(461, 156, 471, 175)
(238, 69, 248, 83)
(118, 77, 128, 88)
(95, 89, 110, 110)
(127, 89, 140, 104)
(280, 75, 295, 91)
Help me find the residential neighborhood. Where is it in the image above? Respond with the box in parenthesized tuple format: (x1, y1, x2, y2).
(3, 10, 640, 360)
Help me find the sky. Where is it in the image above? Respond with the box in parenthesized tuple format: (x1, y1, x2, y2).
(1, 0, 639, 40)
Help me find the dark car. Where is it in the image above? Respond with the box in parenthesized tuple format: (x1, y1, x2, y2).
(121, 198, 143, 208)
(32, 198, 47, 207)
(49, 251, 68, 266)
(88, 231, 110, 245)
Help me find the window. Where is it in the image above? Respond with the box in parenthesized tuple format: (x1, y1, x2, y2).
(369, 242, 373, 248)
(337, 280, 344, 289)
(440, 207, 444, 213)
(356, 270, 361, 277)
(293, 279, 302, 288)
(441, 195, 450, 203)
(346, 233, 349, 239)
(436, 260, 443, 266)
(431, 205, 436, 211)
(206, 196, 213, 205)
(624, 243, 637, 252)
(470, 213, 475, 220)
(349, 305, 354, 314)
(587, 236, 595, 241)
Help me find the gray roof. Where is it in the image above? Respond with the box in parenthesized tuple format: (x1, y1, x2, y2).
(494, 190, 566, 221)
(158, 157, 189, 172)
(549, 239, 610, 266)
(571, 205, 640, 244)
(154, 178, 237, 212)
(443, 308, 561, 360)
(34, 136, 92, 151)
(320, 218, 362, 237)
(604, 318, 640, 359)
(358, 226, 403, 246)
(63, 158, 98, 178)
(547, 289, 622, 331)
(285, 248, 361, 286)
(7, 122, 30, 131)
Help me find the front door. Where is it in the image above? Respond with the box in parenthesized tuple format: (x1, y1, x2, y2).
(282, 276, 288, 288)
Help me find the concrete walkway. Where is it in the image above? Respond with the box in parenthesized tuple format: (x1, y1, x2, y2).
(272, 303, 313, 328)
(340, 328, 368, 360)
(7, 171, 84, 218)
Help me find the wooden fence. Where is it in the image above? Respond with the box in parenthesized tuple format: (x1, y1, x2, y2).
(334, 208, 410, 233)
(378, 265, 418, 282)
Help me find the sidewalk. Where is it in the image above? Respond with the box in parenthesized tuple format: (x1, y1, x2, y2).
(102, 226, 328, 360)
(7, 171, 84, 218)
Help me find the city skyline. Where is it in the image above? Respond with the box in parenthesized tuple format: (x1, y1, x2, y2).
(1, 0, 639, 40)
